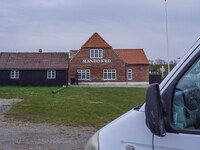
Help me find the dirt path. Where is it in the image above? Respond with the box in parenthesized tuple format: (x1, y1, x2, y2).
(0, 99, 96, 150)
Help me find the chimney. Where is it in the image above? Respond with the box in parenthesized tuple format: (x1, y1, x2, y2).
(38, 49, 42, 53)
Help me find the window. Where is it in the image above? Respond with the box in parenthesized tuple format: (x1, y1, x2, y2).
(47, 70, 56, 79)
(70, 53, 75, 58)
(173, 58, 200, 130)
(127, 69, 132, 80)
(103, 69, 116, 80)
(77, 69, 90, 80)
(90, 49, 103, 58)
(10, 70, 19, 79)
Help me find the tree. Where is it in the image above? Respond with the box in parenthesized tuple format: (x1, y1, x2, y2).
(155, 58, 167, 65)
(149, 59, 178, 78)
(169, 60, 178, 70)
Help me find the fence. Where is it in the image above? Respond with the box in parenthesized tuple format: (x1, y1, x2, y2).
(149, 75, 163, 84)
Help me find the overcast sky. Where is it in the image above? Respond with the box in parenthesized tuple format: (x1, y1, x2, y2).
(0, 0, 199, 61)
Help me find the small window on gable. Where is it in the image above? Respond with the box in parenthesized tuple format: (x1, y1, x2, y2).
(127, 69, 132, 80)
(47, 70, 56, 79)
(10, 70, 19, 79)
(90, 49, 103, 58)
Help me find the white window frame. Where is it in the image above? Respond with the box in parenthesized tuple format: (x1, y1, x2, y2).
(127, 69, 132, 80)
(10, 70, 19, 79)
(77, 69, 90, 80)
(103, 69, 116, 80)
(90, 49, 103, 58)
(47, 70, 56, 79)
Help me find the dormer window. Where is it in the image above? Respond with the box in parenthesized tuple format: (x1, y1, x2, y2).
(90, 49, 103, 58)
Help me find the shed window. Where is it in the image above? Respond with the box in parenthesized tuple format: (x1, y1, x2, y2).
(77, 69, 90, 80)
(90, 49, 103, 58)
(103, 69, 116, 80)
(10, 70, 19, 79)
(127, 69, 132, 80)
(47, 70, 56, 79)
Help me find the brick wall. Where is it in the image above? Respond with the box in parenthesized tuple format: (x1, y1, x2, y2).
(69, 48, 126, 82)
(127, 65, 149, 82)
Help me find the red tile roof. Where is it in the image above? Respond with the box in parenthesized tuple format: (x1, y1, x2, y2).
(82, 32, 112, 48)
(114, 49, 149, 65)
(0, 52, 69, 69)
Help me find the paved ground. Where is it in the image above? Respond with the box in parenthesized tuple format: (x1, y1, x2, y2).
(0, 99, 96, 150)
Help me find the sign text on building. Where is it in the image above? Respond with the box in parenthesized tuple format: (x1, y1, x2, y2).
(82, 59, 111, 63)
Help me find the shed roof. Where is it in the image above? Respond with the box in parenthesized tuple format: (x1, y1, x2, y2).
(114, 49, 149, 65)
(0, 52, 69, 69)
(82, 32, 112, 48)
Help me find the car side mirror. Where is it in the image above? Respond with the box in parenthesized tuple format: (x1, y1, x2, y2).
(145, 83, 166, 137)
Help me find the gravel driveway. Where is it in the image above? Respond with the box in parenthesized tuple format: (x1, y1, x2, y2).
(0, 99, 96, 150)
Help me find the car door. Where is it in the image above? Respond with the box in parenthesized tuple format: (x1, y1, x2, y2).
(154, 56, 200, 150)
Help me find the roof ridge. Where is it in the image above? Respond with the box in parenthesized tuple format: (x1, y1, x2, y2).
(81, 32, 112, 48)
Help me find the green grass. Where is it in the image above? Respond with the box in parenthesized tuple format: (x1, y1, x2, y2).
(0, 86, 146, 128)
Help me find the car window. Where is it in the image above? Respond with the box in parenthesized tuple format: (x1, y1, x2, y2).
(173, 57, 200, 129)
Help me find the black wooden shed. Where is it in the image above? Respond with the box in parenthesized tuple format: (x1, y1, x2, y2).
(0, 52, 69, 86)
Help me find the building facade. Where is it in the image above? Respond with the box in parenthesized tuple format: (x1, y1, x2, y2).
(0, 33, 149, 86)
(69, 32, 149, 84)
(0, 52, 69, 86)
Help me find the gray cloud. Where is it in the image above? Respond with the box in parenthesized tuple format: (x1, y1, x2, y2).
(0, 0, 200, 61)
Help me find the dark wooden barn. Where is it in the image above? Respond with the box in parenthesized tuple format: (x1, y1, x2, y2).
(0, 52, 69, 86)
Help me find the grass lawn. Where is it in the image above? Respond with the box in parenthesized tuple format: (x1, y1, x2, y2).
(0, 86, 146, 128)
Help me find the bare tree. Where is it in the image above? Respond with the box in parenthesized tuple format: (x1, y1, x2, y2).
(155, 58, 167, 65)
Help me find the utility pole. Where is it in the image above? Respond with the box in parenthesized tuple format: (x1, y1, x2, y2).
(164, 0, 170, 73)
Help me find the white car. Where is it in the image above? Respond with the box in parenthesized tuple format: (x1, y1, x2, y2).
(85, 38, 200, 150)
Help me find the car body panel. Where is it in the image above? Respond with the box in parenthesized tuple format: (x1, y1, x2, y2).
(99, 109, 152, 150)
